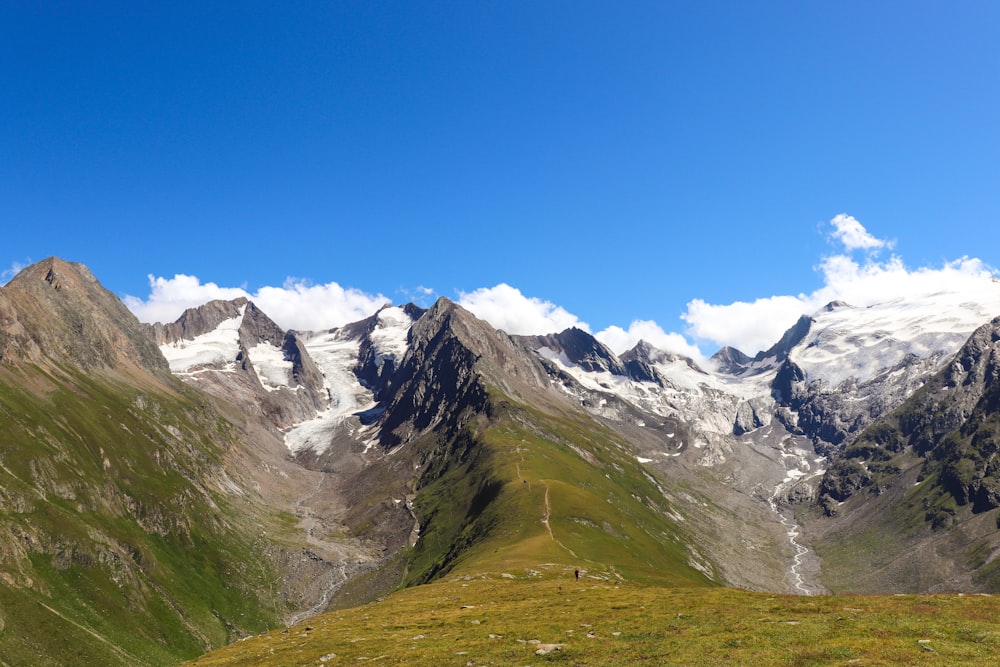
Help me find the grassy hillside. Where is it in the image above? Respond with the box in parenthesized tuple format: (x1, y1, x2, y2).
(184, 380, 1000, 666)
(0, 363, 282, 666)
(402, 397, 715, 588)
(186, 573, 1000, 666)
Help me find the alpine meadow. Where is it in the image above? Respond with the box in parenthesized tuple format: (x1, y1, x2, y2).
(5, 256, 1000, 665)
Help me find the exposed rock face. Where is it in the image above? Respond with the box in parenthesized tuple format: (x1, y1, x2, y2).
(711, 345, 753, 375)
(619, 340, 666, 384)
(375, 301, 491, 448)
(769, 347, 958, 457)
(733, 399, 768, 436)
(146, 298, 329, 429)
(518, 327, 628, 376)
(352, 303, 426, 397)
(820, 316, 1000, 509)
(283, 331, 327, 403)
(372, 299, 552, 449)
(1, 257, 168, 372)
(145, 297, 250, 345)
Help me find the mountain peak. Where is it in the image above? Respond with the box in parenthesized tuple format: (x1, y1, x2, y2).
(0, 257, 168, 372)
(11, 256, 99, 292)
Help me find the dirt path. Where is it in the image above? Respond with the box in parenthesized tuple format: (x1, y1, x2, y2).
(38, 602, 140, 664)
(542, 485, 578, 559)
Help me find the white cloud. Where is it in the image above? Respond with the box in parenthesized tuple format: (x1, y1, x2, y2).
(124, 214, 1000, 366)
(0, 260, 30, 286)
(596, 320, 707, 364)
(457, 284, 589, 335)
(457, 287, 709, 363)
(682, 295, 811, 356)
(679, 214, 1000, 354)
(810, 253, 998, 309)
(254, 279, 391, 331)
(829, 213, 890, 252)
(123, 275, 248, 324)
(124, 274, 390, 331)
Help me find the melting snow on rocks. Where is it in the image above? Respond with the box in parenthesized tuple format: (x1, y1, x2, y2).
(283, 307, 414, 456)
(283, 332, 373, 455)
(160, 304, 246, 374)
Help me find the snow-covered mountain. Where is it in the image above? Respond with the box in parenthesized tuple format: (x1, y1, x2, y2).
(283, 305, 419, 457)
(150, 279, 1000, 472)
(144, 278, 1000, 595)
(145, 297, 328, 428)
(19, 257, 1000, 663)
(530, 287, 1000, 461)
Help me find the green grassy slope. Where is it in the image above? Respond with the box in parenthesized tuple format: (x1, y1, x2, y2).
(402, 398, 715, 588)
(0, 364, 281, 666)
(186, 574, 1000, 666)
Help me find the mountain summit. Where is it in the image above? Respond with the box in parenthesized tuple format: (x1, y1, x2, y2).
(6, 257, 1000, 664)
(1, 257, 166, 372)
(0, 258, 363, 665)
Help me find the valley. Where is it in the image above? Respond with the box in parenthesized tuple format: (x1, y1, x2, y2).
(5, 257, 1000, 665)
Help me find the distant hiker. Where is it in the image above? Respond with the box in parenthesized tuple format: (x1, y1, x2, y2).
(574, 568, 579, 580)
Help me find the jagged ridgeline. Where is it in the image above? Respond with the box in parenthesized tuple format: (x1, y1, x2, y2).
(0, 259, 712, 666)
(330, 299, 716, 588)
(8, 256, 1000, 666)
(0, 259, 284, 665)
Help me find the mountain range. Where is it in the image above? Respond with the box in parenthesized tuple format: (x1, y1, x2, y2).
(4, 257, 1000, 664)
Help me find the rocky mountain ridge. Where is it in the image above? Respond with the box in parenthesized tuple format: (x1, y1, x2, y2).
(6, 256, 1000, 664)
(143, 272, 1000, 596)
(0, 258, 304, 665)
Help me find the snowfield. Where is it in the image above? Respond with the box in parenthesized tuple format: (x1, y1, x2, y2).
(283, 306, 415, 455)
(160, 305, 246, 374)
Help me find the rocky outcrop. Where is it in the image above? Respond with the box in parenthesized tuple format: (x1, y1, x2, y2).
(145, 297, 250, 345)
(733, 399, 768, 436)
(518, 327, 628, 376)
(375, 300, 497, 448)
(353, 304, 425, 397)
(147, 297, 329, 429)
(711, 346, 753, 375)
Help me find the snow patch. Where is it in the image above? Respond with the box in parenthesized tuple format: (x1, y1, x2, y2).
(370, 306, 413, 368)
(792, 293, 1000, 387)
(248, 341, 293, 391)
(160, 305, 246, 374)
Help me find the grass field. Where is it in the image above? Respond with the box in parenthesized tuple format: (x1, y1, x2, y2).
(186, 567, 1000, 666)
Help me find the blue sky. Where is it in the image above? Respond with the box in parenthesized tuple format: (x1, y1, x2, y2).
(4, 2, 1000, 358)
